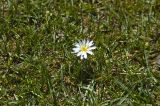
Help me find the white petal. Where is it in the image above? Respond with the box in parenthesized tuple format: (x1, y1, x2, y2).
(73, 48, 80, 53)
(80, 55, 84, 59)
(75, 43, 80, 47)
(87, 50, 93, 55)
(81, 52, 87, 59)
(82, 40, 86, 45)
(77, 52, 82, 56)
(83, 53, 87, 59)
(78, 41, 82, 45)
(86, 40, 90, 45)
(88, 46, 96, 50)
(88, 40, 94, 46)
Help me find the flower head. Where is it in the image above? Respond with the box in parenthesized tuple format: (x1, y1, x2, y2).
(72, 39, 96, 59)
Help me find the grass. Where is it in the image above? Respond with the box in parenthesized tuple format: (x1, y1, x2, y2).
(0, 0, 160, 105)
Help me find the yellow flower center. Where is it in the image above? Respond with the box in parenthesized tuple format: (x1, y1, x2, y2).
(80, 45, 88, 52)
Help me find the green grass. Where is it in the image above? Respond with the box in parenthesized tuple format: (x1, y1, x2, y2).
(0, 0, 160, 105)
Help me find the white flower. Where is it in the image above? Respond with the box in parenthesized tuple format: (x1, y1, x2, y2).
(72, 39, 96, 59)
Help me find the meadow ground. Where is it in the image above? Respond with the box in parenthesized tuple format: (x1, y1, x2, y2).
(0, 0, 160, 105)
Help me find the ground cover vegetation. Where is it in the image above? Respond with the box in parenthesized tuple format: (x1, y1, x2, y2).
(0, 0, 160, 105)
